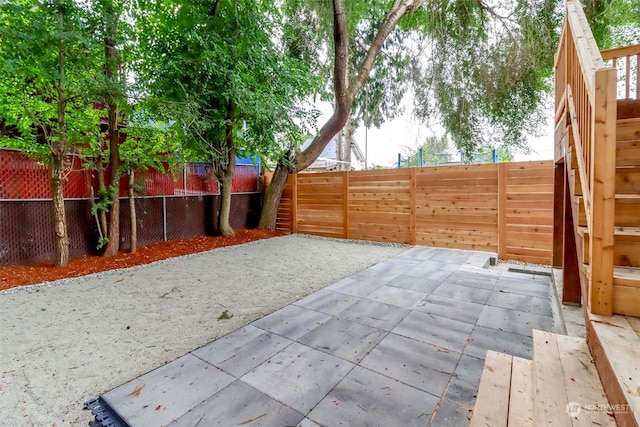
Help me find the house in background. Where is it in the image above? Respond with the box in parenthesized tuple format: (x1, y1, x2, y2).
(300, 136, 365, 171)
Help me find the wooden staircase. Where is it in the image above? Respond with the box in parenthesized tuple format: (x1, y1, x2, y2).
(470, 330, 616, 427)
(570, 114, 640, 316)
(472, 2, 640, 426)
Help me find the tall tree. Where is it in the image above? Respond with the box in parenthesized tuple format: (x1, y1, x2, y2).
(135, 0, 314, 236)
(0, 0, 101, 266)
(259, 0, 428, 229)
(98, 0, 127, 257)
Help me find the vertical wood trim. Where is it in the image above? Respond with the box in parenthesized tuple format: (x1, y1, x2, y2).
(552, 162, 565, 267)
(589, 68, 617, 315)
(409, 168, 416, 245)
(291, 174, 298, 234)
(343, 171, 350, 239)
(497, 163, 507, 260)
(563, 166, 581, 305)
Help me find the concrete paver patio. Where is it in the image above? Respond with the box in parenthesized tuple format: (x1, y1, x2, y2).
(88, 246, 557, 426)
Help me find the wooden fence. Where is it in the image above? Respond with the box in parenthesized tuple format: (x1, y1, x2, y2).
(276, 161, 554, 265)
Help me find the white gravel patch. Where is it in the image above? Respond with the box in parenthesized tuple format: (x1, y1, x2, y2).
(0, 234, 406, 427)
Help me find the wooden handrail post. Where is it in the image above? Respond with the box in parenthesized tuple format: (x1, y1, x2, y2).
(588, 67, 617, 315)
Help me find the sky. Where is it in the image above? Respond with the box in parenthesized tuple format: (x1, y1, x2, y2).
(314, 97, 555, 169)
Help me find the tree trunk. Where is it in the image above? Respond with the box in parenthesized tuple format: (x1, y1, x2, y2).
(217, 99, 237, 237)
(218, 168, 235, 237)
(97, 160, 108, 236)
(258, 165, 289, 230)
(128, 169, 137, 253)
(102, 2, 121, 257)
(50, 153, 69, 267)
(258, 0, 425, 230)
(51, 0, 69, 267)
(343, 116, 353, 170)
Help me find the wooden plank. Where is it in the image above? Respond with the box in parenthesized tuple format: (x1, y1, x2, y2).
(415, 206, 498, 217)
(506, 174, 555, 186)
(589, 67, 617, 315)
(532, 330, 571, 427)
(409, 168, 416, 245)
(343, 171, 349, 239)
(556, 334, 615, 426)
(507, 233, 553, 248)
(416, 198, 498, 208)
(348, 212, 411, 223)
(506, 224, 553, 234)
(417, 236, 497, 251)
(616, 118, 640, 141)
(589, 314, 640, 425)
(508, 357, 535, 427)
(586, 318, 637, 427)
(561, 167, 586, 305)
(291, 174, 298, 233)
(616, 140, 640, 166)
(612, 266, 640, 287)
(507, 192, 555, 202)
(556, 163, 566, 267)
(507, 216, 554, 226)
(612, 285, 640, 316)
(415, 221, 498, 232)
(470, 351, 512, 427)
(600, 44, 640, 60)
(505, 208, 554, 219)
(498, 163, 507, 259)
(615, 166, 640, 194)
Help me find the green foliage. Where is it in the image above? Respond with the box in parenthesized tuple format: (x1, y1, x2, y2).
(411, 0, 562, 157)
(0, 0, 102, 157)
(403, 134, 453, 167)
(134, 0, 317, 167)
(582, 0, 640, 48)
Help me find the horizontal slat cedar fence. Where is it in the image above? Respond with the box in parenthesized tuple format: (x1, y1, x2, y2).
(274, 161, 554, 264)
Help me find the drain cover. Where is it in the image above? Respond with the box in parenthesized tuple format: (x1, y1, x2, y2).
(84, 398, 127, 427)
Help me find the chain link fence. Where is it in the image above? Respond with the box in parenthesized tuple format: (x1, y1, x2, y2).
(0, 149, 262, 265)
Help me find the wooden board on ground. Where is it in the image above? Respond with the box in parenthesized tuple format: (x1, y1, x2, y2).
(470, 351, 512, 427)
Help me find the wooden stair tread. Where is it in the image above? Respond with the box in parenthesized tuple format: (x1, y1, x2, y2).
(584, 264, 640, 281)
(555, 334, 615, 426)
(577, 225, 640, 237)
(533, 330, 571, 426)
(508, 356, 535, 427)
(589, 314, 640, 425)
(470, 350, 512, 427)
(613, 265, 640, 282)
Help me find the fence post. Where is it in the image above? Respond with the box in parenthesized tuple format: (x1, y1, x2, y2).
(162, 196, 167, 241)
(291, 174, 298, 234)
(409, 168, 416, 245)
(343, 171, 350, 239)
(497, 163, 507, 260)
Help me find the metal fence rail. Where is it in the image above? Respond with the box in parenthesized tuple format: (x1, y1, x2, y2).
(0, 149, 262, 265)
(0, 149, 261, 200)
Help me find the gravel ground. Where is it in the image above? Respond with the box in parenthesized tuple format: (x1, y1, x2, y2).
(0, 234, 407, 427)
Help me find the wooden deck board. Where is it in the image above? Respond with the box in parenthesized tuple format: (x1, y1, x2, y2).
(508, 357, 535, 427)
(589, 314, 640, 425)
(555, 334, 616, 426)
(470, 351, 512, 427)
(533, 330, 571, 427)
